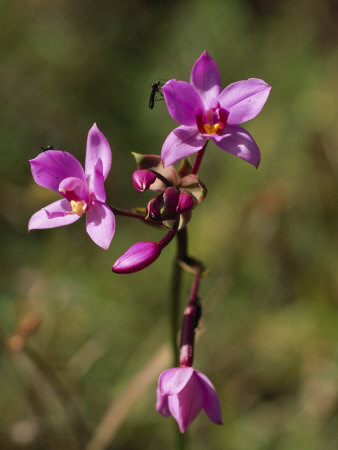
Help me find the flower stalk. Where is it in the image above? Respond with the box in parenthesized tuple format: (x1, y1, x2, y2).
(109, 205, 162, 226)
(179, 266, 202, 368)
(191, 142, 208, 175)
(170, 228, 188, 366)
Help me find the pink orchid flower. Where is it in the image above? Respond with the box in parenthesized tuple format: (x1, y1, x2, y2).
(156, 367, 222, 433)
(161, 50, 271, 168)
(28, 123, 115, 250)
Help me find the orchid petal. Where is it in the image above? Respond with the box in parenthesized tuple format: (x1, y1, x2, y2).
(30, 151, 85, 193)
(218, 78, 271, 125)
(85, 123, 112, 180)
(156, 387, 171, 417)
(162, 80, 204, 126)
(190, 50, 221, 108)
(86, 201, 115, 250)
(28, 199, 80, 230)
(168, 373, 204, 433)
(58, 177, 89, 203)
(212, 125, 261, 168)
(159, 367, 194, 395)
(195, 371, 223, 425)
(88, 159, 106, 202)
(161, 126, 206, 167)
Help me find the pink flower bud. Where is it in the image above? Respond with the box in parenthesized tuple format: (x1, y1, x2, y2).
(177, 192, 195, 213)
(156, 367, 222, 433)
(132, 169, 157, 192)
(162, 187, 179, 219)
(146, 196, 162, 221)
(147, 187, 180, 221)
(112, 241, 161, 274)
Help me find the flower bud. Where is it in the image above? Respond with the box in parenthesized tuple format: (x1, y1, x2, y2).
(146, 196, 162, 221)
(132, 169, 157, 192)
(147, 187, 180, 221)
(177, 192, 195, 213)
(112, 241, 161, 274)
(161, 187, 180, 219)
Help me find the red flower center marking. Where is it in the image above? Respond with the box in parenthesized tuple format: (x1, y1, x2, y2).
(196, 107, 229, 136)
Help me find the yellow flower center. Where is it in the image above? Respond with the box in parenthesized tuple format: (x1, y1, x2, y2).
(203, 123, 220, 135)
(69, 200, 87, 216)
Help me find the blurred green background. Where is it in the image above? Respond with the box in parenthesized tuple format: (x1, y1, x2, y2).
(1, 0, 337, 449)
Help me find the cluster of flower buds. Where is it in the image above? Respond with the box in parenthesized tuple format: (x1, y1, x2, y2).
(113, 154, 207, 274)
(28, 50, 270, 433)
(133, 153, 206, 228)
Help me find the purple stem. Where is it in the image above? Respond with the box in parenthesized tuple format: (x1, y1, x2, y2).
(158, 220, 179, 250)
(179, 266, 202, 367)
(191, 142, 208, 175)
(109, 205, 162, 226)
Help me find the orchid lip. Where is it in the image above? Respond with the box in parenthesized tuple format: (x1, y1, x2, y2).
(195, 107, 229, 136)
(68, 200, 87, 216)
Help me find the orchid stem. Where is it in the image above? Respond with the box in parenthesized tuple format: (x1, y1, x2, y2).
(158, 220, 179, 250)
(191, 142, 208, 175)
(109, 205, 161, 226)
(170, 228, 187, 367)
(179, 265, 202, 368)
(169, 228, 188, 450)
(109, 206, 146, 221)
(176, 425, 187, 449)
(188, 265, 202, 305)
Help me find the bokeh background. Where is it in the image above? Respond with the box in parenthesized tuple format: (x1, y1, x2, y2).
(1, 0, 337, 449)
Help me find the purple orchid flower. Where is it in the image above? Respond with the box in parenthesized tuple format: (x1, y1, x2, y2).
(161, 51, 271, 168)
(156, 367, 222, 433)
(28, 123, 115, 250)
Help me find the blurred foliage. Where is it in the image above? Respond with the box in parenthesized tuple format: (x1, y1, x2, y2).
(0, 0, 337, 449)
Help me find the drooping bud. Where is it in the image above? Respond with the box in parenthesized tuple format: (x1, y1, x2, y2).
(112, 241, 161, 274)
(156, 367, 222, 433)
(132, 169, 157, 192)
